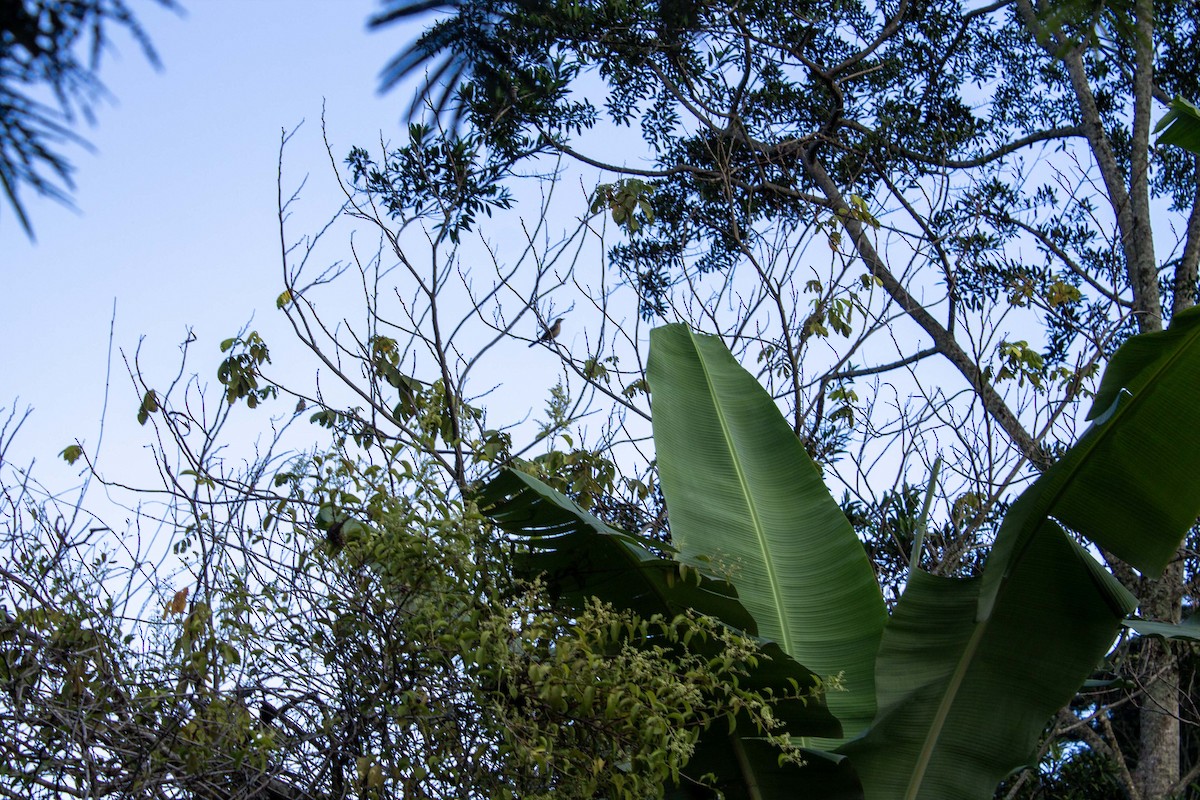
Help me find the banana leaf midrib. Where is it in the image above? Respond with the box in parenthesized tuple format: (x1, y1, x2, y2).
(905, 620, 987, 800)
(648, 325, 887, 752)
(690, 337, 794, 657)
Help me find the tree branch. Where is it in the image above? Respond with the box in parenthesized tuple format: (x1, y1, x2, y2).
(804, 153, 1050, 470)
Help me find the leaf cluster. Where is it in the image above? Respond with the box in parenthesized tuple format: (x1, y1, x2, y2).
(346, 124, 516, 243)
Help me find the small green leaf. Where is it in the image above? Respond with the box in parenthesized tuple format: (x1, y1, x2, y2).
(137, 390, 159, 425)
(60, 444, 83, 465)
(180, 469, 216, 489)
(276, 289, 293, 309)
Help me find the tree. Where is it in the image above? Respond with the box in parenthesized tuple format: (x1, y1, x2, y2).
(374, 1, 1200, 795)
(11, 198, 1199, 798)
(0, 0, 179, 238)
(2, 430, 788, 799)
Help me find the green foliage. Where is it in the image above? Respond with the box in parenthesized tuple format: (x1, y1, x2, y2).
(12, 367, 825, 800)
(217, 331, 276, 408)
(842, 482, 998, 607)
(524, 447, 618, 511)
(16, 4, 1200, 791)
(1029, 0, 1140, 55)
(473, 598, 808, 800)
(59, 443, 83, 464)
(373, 0, 1199, 334)
(262, 445, 823, 799)
(345, 124, 515, 243)
(369, 335, 425, 422)
(477, 468, 845, 797)
(998, 746, 1127, 800)
(136, 388, 159, 424)
(826, 383, 858, 426)
(996, 340, 1047, 388)
(592, 178, 656, 233)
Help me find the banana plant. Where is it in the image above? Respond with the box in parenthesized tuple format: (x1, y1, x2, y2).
(477, 306, 1200, 799)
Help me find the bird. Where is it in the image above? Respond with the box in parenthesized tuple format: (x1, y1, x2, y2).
(259, 700, 279, 726)
(529, 317, 564, 347)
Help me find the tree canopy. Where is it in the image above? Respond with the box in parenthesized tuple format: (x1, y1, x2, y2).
(3, 2, 1200, 799)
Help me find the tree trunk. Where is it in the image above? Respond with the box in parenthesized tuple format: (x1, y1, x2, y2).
(1135, 558, 1184, 800)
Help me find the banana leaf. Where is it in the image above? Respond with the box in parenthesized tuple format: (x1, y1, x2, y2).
(477, 469, 756, 629)
(1024, 304, 1200, 576)
(646, 324, 887, 748)
(841, 306, 1200, 799)
(841, 527, 1134, 798)
(1123, 616, 1200, 641)
(1155, 95, 1200, 155)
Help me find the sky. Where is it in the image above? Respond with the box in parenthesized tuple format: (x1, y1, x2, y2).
(0, 0, 978, 537)
(0, 2, 501, 495)
(0, 0, 1105, 526)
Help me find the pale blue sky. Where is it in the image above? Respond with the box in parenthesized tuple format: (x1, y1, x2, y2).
(0, 1, 637, 518)
(1, 2, 434, 479)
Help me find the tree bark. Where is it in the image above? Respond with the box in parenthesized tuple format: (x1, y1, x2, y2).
(1136, 558, 1183, 800)
(1126, 2, 1179, 796)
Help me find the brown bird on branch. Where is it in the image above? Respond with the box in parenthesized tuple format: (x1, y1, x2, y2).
(529, 317, 564, 347)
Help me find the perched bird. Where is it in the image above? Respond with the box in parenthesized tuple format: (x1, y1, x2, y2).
(259, 700, 279, 726)
(529, 317, 564, 347)
(327, 520, 345, 552)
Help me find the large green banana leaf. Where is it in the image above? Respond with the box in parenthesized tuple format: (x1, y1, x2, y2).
(1011, 304, 1200, 576)
(1156, 95, 1200, 155)
(840, 527, 1134, 799)
(646, 324, 887, 748)
(474, 468, 843, 744)
(841, 305, 1200, 799)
